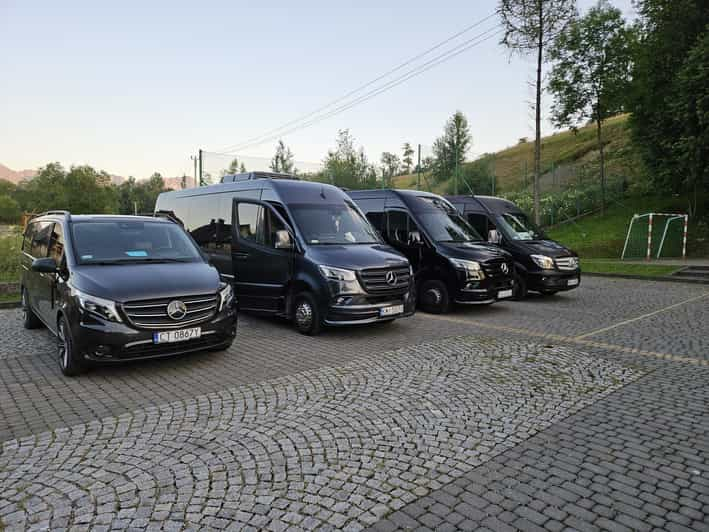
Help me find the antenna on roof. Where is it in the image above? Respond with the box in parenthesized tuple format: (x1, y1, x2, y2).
(320, 185, 326, 199)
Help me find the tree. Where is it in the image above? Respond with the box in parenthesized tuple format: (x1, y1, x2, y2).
(431, 111, 472, 192)
(321, 130, 377, 189)
(499, 0, 577, 224)
(402, 142, 415, 173)
(270, 140, 297, 174)
(239, 162, 246, 173)
(548, 0, 635, 214)
(629, 0, 709, 215)
(0, 195, 21, 223)
(222, 158, 241, 176)
(380, 152, 401, 187)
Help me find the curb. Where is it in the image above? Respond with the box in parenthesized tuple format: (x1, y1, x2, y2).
(0, 300, 21, 309)
(584, 272, 709, 285)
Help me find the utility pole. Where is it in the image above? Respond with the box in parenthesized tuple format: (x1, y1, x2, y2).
(191, 155, 198, 188)
(417, 144, 422, 191)
(198, 149, 203, 186)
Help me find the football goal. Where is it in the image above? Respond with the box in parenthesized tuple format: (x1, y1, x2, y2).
(621, 213, 688, 260)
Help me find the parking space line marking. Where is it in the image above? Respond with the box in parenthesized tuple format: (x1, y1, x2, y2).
(427, 314, 709, 367)
(574, 291, 709, 340)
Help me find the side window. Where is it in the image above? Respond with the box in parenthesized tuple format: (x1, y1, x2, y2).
(31, 222, 53, 258)
(214, 196, 233, 254)
(189, 196, 218, 249)
(467, 213, 489, 237)
(386, 211, 418, 246)
(23, 222, 38, 253)
(237, 203, 265, 244)
(264, 209, 287, 248)
(365, 213, 385, 234)
(48, 223, 65, 265)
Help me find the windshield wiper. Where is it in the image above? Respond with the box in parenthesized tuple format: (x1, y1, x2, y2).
(85, 257, 190, 264)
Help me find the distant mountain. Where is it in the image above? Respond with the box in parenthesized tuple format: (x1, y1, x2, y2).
(0, 162, 198, 190)
(0, 163, 36, 184)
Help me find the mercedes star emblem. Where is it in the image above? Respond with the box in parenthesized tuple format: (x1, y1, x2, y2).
(167, 300, 187, 320)
(385, 271, 398, 286)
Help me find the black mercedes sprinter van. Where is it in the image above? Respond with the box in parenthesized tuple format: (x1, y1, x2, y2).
(155, 174, 415, 334)
(447, 195, 581, 299)
(347, 189, 514, 314)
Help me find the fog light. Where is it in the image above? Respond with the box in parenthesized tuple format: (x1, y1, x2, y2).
(92, 345, 112, 358)
(466, 282, 480, 289)
(336, 296, 353, 305)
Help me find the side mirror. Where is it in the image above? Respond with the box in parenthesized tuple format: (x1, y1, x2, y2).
(488, 229, 502, 244)
(408, 230, 423, 246)
(31, 257, 58, 273)
(275, 229, 294, 250)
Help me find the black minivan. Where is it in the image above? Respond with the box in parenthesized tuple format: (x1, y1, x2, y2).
(20, 211, 237, 376)
(447, 195, 581, 299)
(155, 173, 415, 335)
(348, 189, 514, 314)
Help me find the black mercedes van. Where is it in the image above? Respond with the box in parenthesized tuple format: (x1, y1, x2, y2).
(20, 212, 237, 376)
(347, 189, 514, 314)
(155, 173, 415, 335)
(447, 195, 581, 299)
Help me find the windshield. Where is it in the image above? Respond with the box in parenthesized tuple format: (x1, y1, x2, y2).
(289, 202, 381, 245)
(72, 220, 203, 264)
(416, 197, 483, 243)
(496, 212, 546, 241)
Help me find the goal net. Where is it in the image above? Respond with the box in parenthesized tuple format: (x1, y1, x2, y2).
(621, 213, 688, 260)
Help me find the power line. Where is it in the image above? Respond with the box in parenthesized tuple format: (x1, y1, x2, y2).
(211, 12, 500, 154)
(212, 25, 502, 155)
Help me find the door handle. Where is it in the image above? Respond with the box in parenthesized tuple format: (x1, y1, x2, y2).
(233, 252, 250, 260)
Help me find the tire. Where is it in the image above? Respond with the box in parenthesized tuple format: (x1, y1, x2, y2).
(293, 292, 322, 335)
(512, 272, 528, 301)
(21, 288, 42, 329)
(419, 280, 450, 314)
(57, 316, 85, 376)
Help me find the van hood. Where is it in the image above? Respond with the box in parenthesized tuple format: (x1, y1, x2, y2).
(514, 239, 576, 258)
(437, 242, 512, 263)
(306, 244, 409, 270)
(70, 262, 221, 303)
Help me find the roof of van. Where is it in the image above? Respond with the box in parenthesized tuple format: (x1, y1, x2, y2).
(158, 178, 350, 203)
(446, 194, 520, 214)
(347, 189, 442, 199)
(32, 213, 169, 223)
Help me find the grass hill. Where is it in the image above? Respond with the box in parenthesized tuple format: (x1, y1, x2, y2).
(392, 113, 643, 195)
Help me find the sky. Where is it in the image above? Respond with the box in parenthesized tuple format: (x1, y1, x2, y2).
(0, 0, 636, 179)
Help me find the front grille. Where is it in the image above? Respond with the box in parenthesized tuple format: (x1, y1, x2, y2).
(555, 256, 579, 271)
(359, 266, 411, 294)
(122, 293, 218, 329)
(482, 259, 513, 279)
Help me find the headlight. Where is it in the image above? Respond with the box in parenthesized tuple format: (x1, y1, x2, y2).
(218, 282, 234, 312)
(449, 258, 485, 280)
(319, 265, 365, 295)
(531, 254, 555, 269)
(73, 288, 122, 322)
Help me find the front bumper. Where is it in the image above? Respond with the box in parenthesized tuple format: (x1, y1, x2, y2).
(454, 274, 515, 305)
(324, 290, 415, 326)
(71, 307, 237, 363)
(527, 269, 581, 292)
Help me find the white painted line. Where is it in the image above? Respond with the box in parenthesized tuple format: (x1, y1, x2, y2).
(574, 291, 709, 340)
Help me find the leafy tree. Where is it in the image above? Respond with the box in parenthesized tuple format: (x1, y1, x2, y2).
(0, 179, 16, 197)
(380, 152, 401, 187)
(548, 0, 635, 214)
(239, 162, 246, 173)
(629, 0, 709, 215)
(116, 173, 169, 214)
(0, 195, 21, 223)
(499, 0, 577, 223)
(321, 130, 377, 189)
(431, 111, 472, 192)
(402, 142, 415, 173)
(221, 158, 241, 177)
(670, 28, 709, 215)
(270, 140, 297, 174)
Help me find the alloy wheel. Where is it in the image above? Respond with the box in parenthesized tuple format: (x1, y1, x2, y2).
(295, 300, 313, 331)
(57, 322, 68, 370)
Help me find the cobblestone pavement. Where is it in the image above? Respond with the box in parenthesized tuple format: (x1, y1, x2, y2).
(1, 277, 708, 531)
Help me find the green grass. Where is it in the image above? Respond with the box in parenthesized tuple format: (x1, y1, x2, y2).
(0, 233, 22, 283)
(582, 259, 680, 277)
(0, 292, 19, 303)
(547, 195, 709, 259)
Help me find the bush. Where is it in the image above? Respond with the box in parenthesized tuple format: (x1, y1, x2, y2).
(0, 195, 21, 223)
(0, 234, 22, 282)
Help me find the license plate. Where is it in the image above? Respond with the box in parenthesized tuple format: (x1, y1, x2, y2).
(498, 289, 513, 299)
(153, 327, 201, 344)
(568, 278, 579, 286)
(380, 304, 404, 317)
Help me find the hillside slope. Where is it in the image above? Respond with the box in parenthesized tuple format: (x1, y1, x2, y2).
(392, 114, 642, 195)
